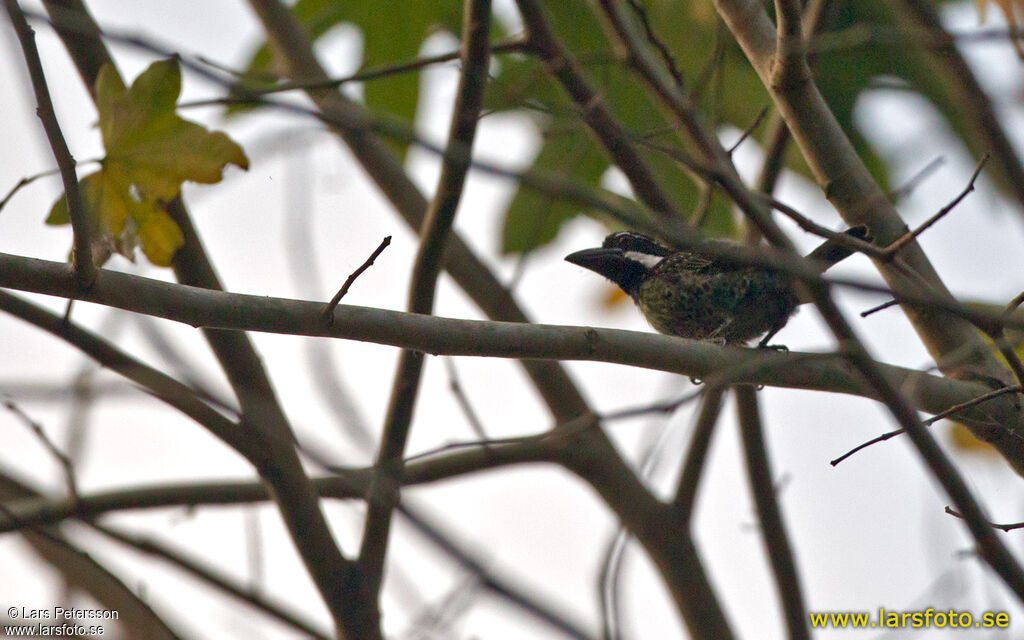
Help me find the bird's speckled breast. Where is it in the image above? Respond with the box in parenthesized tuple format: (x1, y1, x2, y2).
(635, 256, 799, 343)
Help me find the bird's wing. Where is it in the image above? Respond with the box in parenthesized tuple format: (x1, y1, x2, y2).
(672, 251, 716, 272)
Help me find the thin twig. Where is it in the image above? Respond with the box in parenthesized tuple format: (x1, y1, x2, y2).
(945, 507, 1024, 533)
(0, 167, 59, 212)
(886, 156, 945, 202)
(399, 434, 539, 466)
(727, 105, 770, 155)
(4, 0, 95, 285)
(3, 398, 79, 502)
(322, 235, 392, 324)
(831, 384, 1023, 466)
(602, 388, 705, 422)
(623, 0, 685, 87)
(227, 38, 530, 99)
(881, 154, 988, 261)
(860, 299, 899, 318)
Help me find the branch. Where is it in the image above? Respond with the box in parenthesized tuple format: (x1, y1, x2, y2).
(514, 0, 690, 225)
(735, 386, 808, 640)
(671, 386, 725, 522)
(94, 524, 332, 640)
(1, 253, 1020, 436)
(0, 290, 253, 457)
(240, 0, 592, 427)
(714, 0, 1008, 389)
(360, 0, 493, 601)
(322, 235, 392, 323)
(889, 0, 1024, 221)
(0, 473, 183, 640)
(0, 466, 596, 640)
(4, 0, 94, 285)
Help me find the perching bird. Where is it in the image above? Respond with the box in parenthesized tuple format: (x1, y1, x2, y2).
(565, 226, 870, 347)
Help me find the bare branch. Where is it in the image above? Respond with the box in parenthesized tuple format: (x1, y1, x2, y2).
(357, 0, 494, 607)
(3, 0, 94, 285)
(514, 0, 689, 225)
(881, 155, 988, 261)
(322, 235, 392, 324)
(2, 399, 79, 502)
(95, 524, 333, 640)
(3, 252, 1023, 434)
(735, 385, 808, 640)
(672, 386, 725, 522)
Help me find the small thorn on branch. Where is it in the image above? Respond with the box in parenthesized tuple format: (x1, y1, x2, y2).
(860, 299, 899, 318)
(322, 235, 392, 325)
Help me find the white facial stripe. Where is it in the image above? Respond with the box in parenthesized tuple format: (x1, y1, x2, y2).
(623, 251, 664, 269)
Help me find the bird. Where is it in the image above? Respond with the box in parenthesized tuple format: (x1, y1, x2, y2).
(565, 226, 870, 347)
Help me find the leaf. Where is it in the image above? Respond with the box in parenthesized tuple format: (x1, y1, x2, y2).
(230, 0, 478, 157)
(48, 59, 247, 266)
(501, 123, 609, 254)
(235, 1, 1009, 256)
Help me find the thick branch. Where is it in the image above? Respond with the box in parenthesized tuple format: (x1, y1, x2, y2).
(0, 253, 1017, 442)
(713, 0, 1006, 387)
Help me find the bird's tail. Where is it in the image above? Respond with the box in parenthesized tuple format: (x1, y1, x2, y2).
(804, 225, 871, 272)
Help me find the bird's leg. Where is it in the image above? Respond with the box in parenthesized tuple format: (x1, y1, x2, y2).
(756, 324, 789, 351)
(707, 318, 733, 343)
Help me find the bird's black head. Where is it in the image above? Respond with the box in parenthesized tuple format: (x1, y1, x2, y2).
(565, 232, 671, 297)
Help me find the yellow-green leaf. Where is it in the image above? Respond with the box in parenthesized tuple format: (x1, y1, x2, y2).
(48, 59, 247, 266)
(48, 169, 183, 265)
(101, 60, 249, 200)
(135, 208, 185, 267)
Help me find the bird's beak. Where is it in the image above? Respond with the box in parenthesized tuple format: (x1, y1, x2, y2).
(564, 247, 625, 279)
